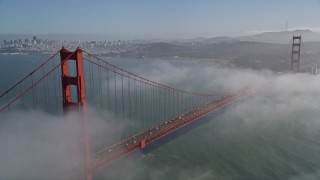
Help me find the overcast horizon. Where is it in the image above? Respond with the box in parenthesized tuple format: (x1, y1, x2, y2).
(0, 29, 320, 42)
(1, 0, 320, 40)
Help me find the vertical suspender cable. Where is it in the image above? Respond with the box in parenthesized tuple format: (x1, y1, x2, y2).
(34, 74, 38, 108)
(152, 86, 157, 124)
(53, 58, 58, 113)
(19, 83, 23, 109)
(158, 87, 161, 122)
(121, 74, 125, 121)
(127, 76, 131, 135)
(31, 74, 36, 109)
(41, 65, 47, 111)
(114, 66, 118, 120)
(128, 76, 131, 120)
(169, 89, 171, 118)
(134, 78, 137, 132)
(106, 63, 110, 111)
(147, 84, 150, 127)
(88, 61, 93, 105)
(91, 59, 95, 105)
(144, 83, 147, 128)
(164, 88, 166, 121)
(172, 89, 175, 118)
(140, 81, 143, 129)
(98, 59, 102, 110)
(46, 67, 51, 113)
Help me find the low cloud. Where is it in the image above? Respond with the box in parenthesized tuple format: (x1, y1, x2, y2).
(0, 111, 77, 178)
(98, 61, 320, 179)
(131, 60, 271, 93)
(2, 58, 320, 179)
(0, 109, 131, 179)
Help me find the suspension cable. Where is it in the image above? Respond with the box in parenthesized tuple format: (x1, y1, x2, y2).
(82, 51, 225, 97)
(0, 51, 60, 98)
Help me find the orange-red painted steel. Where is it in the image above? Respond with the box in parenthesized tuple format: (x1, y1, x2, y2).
(60, 48, 92, 180)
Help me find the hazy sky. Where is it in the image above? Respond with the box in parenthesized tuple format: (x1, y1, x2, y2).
(1, 0, 320, 39)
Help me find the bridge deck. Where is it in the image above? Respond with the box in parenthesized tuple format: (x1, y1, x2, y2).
(91, 91, 247, 172)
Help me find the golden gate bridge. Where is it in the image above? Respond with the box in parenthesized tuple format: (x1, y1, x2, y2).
(0, 35, 306, 179)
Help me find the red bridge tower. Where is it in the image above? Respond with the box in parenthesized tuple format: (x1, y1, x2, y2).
(291, 36, 301, 72)
(60, 48, 92, 180)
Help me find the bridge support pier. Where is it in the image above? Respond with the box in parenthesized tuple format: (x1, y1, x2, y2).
(60, 47, 92, 180)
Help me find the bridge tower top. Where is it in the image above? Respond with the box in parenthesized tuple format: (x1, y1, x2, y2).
(60, 47, 86, 111)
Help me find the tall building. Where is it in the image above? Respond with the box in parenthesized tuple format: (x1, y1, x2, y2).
(32, 36, 37, 45)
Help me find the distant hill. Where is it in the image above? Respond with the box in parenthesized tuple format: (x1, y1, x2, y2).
(171, 29, 320, 44)
(204, 36, 239, 44)
(239, 30, 320, 43)
(171, 36, 239, 44)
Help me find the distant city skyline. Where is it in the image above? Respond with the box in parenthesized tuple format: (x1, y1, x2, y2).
(1, 0, 320, 39)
